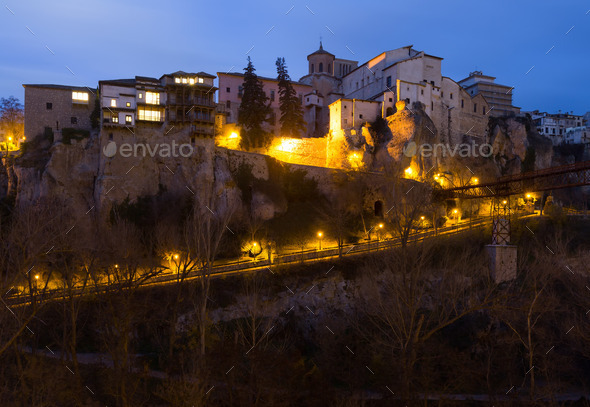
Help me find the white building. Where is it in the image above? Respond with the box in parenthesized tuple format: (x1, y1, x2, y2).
(530, 111, 585, 145)
(314, 45, 491, 144)
(564, 126, 590, 144)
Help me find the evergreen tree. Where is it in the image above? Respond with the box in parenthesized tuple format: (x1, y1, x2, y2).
(276, 57, 306, 138)
(237, 57, 271, 149)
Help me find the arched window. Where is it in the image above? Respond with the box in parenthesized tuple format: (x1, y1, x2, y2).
(311, 64, 314, 73)
(319, 62, 323, 72)
(374, 201, 384, 218)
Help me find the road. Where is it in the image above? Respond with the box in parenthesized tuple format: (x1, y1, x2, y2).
(4, 216, 494, 307)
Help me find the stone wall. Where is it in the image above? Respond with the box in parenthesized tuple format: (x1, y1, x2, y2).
(265, 137, 328, 168)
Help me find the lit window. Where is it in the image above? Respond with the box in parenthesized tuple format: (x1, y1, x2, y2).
(145, 92, 160, 105)
(138, 93, 143, 99)
(198, 77, 204, 83)
(126, 102, 131, 107)
(138, 107, 162, 122)
(175, 77, 181, 84)
(112, 115, 118, 123)
(111, 99, 117, 107)
(189, 78, 195, 85)
(125, 115, 132, 124)
(182, 78, 188, 84)
(72, 91, 89, 102)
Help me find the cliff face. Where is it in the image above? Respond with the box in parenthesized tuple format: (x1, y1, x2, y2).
(488, 116, 553, 176)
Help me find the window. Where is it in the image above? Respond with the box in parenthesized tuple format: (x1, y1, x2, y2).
(386, 76, 392, 88)
(545, 127, 548, 133)
(421, 89, 424, 95)
(356, 82, 359, 89)
(238, 86, 243, 97)
(112, 115, 118, 123)
(359, 114, 363, 119)
(198, 77, 204, 83)
(431, 80, 434, 86)
(559, 128, 563, 135)
(72, 91, 89, 102)
(125, 115, 132, 124)
(328, 64, 331, 73)
(307, 97, 309, 102)
(138, 93, 143, 99)
(552, 128, 555, 134)
(319, 62, 323, 72)
(182, 77, 187, 84)
(461, 99, 464, 108)
(110, 99, 117, 107)
(71, 116, 77, 124)
(146, 91, 160, 105)
(138, 107, 162, 122)
(226, 100, 231, 108)
(431, 101, 433, 111)
(473, 103, 477, 113)
(270, 90, 275, 101)
(175, 77, 181, 84)
(311, 64, 314, 73)
(226, 87, 230, 93)
(108, 133, 113, 141)
(483, 106, 486, 115)
(189, 78, 195, 85)
(441, 92, 444, 98)
(450, 93, 453, 99)
(46, 102, 52, 110)
(126, 102, 131, 107)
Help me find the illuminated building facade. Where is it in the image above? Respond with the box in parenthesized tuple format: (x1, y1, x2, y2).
(99, 71, 217, 139)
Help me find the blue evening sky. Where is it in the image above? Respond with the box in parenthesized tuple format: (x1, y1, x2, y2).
(1, 0, 588, 114)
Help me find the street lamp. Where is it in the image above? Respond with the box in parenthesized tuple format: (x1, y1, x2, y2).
(453, 209, 459, 225)
(317, 231, 323, 250)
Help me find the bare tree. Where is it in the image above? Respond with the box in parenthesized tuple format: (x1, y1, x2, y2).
(356, 239, 495, 401)
(186, 190, 237, 357)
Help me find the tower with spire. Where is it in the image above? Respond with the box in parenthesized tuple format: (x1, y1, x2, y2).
(307, 41, 336, 75)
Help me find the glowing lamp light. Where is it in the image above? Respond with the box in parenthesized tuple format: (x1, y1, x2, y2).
(405, 167, 413, 176)
(34, 274, 39, 280)
(252, 242, 257, 247)
(173, 254, 179, 260)
(317, 232, 323, 238)
(378, 223, 384, 229)
(503, 200, 507, 205)
(114, 264, 119, 268)
(8, 137, 12, 141)
(347, 152, 363, 169)
(277, 138, 297, 153)
(526, 193, 532, 199)
(229, 132, 238, 139)
(453, 209, 458, 214)
(420, 216, 425, 220)
(472, 178, 479, 184)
